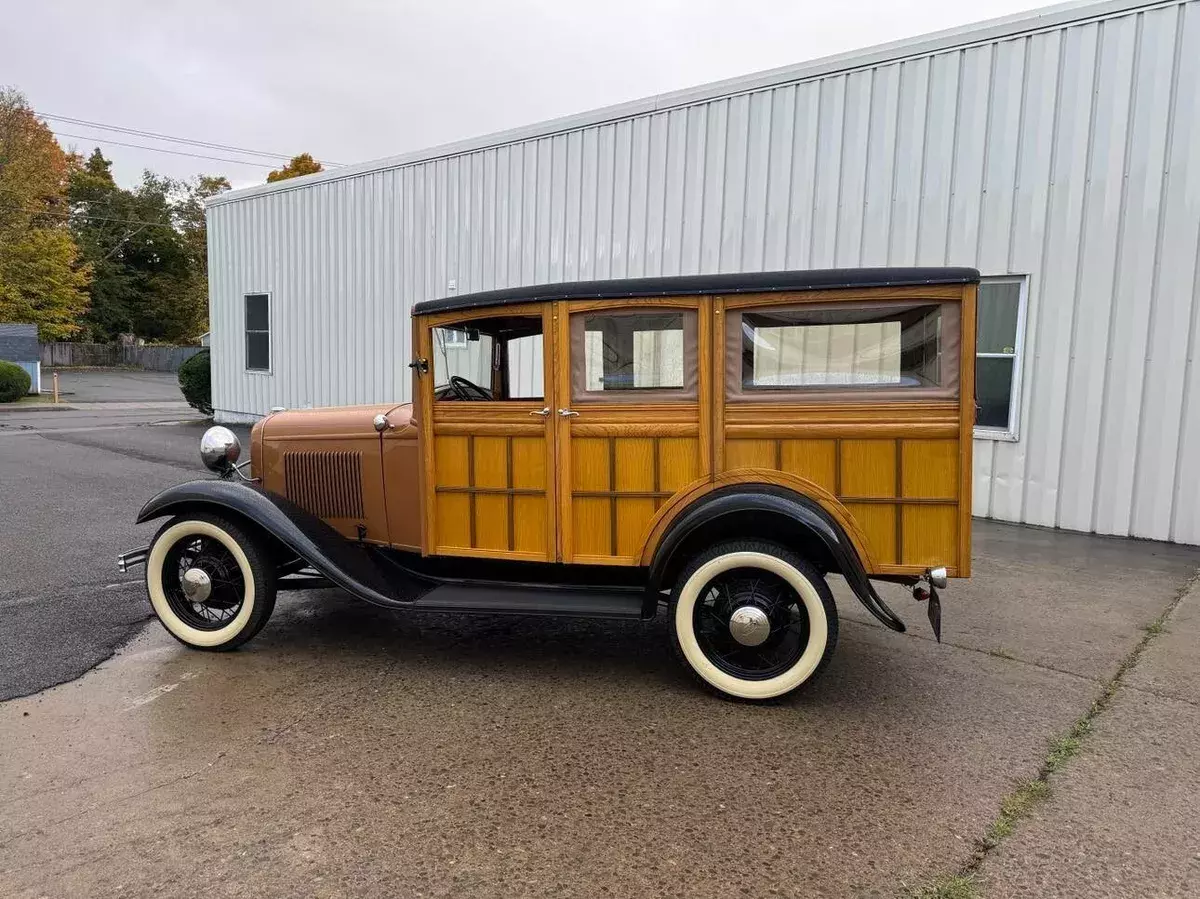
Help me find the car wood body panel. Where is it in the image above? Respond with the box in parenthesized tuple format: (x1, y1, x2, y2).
(137, 270, 976, 630)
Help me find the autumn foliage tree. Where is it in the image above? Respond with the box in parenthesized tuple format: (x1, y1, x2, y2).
(0, 87, 91, 339)
(1, 84, 301, 344)
(266, 152, 322, 182)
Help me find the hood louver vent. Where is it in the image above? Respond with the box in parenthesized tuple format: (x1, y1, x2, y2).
(283, 451, 364, 519)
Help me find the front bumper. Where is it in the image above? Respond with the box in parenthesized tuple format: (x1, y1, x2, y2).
(117, 548, 148, 573)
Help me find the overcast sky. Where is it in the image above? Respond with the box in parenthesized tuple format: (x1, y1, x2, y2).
(7, 0, 1047, 189)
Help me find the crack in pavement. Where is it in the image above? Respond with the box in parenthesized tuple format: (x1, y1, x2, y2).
(0, 750, 231, 852)
(840, 616, 1103, 686)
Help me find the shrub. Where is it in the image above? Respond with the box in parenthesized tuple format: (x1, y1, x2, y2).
(0, 360, 32, 403)
(178, 349, 212, 415)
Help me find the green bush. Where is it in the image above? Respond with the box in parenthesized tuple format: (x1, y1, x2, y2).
(178, 349, 212, 415)
(0, 360, 32, 403)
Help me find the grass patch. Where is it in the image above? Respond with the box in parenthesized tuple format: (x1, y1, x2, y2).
(0, 394, 72, 408)
(908, 874, 980, 899)
(982, 780, 1050, 847)
(1044, 733, 1083, 774)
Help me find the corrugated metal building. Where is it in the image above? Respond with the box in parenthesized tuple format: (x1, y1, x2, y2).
(205, 0, 1200, 545)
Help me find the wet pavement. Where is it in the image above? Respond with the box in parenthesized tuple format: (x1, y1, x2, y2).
(1, 408, 1198, 898)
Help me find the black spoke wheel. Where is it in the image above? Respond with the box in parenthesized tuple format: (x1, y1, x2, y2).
(669, 540, 839, 701)
(692, 569, 812, 681)
(145, 514, 277, 651)
(161, 535, 246, 631)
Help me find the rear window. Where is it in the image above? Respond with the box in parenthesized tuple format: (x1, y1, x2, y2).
(728, 302, 959, 400)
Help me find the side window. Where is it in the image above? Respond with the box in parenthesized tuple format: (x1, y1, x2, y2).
(571, 309, 697, 402)
(245, 293, 270, 372)
(431, 315, 543, 401)
(975, 276, 1027, 441)
(727, 302, 959, 400)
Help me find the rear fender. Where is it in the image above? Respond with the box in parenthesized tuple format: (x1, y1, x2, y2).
(137, 480, 411, 609)
(647, 485, 907, 632)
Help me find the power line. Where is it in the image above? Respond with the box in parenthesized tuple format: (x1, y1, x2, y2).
(1, 202, 178, 230)
(52, 131, 279, 169)
(38, 111, 339, 166)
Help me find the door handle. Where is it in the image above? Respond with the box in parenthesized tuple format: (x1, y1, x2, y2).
(529, 407, 550, 417)
(557, 409, 579, 417)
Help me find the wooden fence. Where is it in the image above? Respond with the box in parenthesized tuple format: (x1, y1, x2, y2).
(40, 343, 205, 372)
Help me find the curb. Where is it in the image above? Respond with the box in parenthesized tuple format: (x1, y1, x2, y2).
(0, 403, 78, 414)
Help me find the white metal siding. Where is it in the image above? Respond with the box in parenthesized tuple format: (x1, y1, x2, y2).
(208, 0, 1200, 544)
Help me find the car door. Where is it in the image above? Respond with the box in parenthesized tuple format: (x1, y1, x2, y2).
(553, 297, 713, 565)
(416, 303, 557, 561)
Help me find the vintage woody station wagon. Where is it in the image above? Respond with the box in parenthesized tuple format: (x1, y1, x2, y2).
(121, 267, 978, 701)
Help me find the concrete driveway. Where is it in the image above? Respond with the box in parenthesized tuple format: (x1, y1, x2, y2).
(1, 408, 1197, 899)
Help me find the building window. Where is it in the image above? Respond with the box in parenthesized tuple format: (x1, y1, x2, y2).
(440, 328, 468, 350)
(975, 276, 1028, 441)
(245, 293, 271, 372)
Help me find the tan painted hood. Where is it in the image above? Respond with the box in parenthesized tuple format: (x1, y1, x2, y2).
(261, 402, 412, 440)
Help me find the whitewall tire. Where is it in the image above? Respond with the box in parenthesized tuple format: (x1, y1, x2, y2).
(146, 514, 276, 651)
(670, 541, 838, 701)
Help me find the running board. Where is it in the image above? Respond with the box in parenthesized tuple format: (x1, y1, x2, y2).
(412, 584, 647, 620)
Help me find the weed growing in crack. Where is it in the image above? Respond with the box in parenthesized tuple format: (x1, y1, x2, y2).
(982, 779, 1051, 847)
(907, 873, 980, 899)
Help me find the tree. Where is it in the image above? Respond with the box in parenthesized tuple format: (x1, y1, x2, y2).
(171, 174, 230, 341)
(0, 87, 91, 338)
(67, 153, 229, 343)
(266, 152, 322, 183)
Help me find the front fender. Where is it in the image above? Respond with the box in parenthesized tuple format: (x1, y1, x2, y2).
(648, 485, 907, 632)
(137, 480, 411, 609)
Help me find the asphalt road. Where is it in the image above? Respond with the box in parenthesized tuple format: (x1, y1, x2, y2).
(0, 408, 247, 700)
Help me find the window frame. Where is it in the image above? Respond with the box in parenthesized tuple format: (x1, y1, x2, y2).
(244, 292, 272, 375)
(973, 275, 1029, 443)
(430, 313, 546, 402)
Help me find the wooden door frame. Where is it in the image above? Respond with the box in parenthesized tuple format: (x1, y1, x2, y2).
(553, 296, 712, 564)
(416, 302, 558, 560)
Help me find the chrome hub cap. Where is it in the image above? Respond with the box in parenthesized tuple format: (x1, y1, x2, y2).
(728, 605, 771, 647)
(180, 567, 213, 603)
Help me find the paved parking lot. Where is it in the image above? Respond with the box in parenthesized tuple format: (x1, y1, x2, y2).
(45, 368, 189, 403)
(1, 407, 1197, 898)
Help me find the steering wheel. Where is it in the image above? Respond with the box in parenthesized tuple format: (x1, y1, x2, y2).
(449, 375, 493, 401)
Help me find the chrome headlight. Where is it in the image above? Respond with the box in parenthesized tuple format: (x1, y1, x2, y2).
(200, 426, 241, 474)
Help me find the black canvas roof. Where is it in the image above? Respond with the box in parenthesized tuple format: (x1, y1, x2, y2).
(412, 267, 980, 316)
